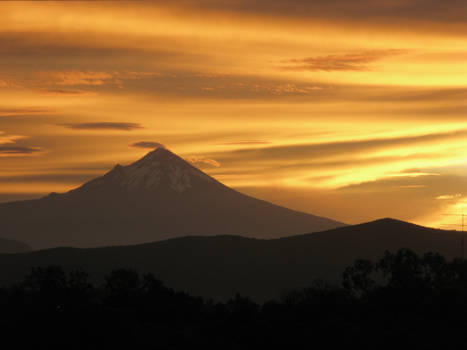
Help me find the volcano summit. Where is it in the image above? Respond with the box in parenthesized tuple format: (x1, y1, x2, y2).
(0, 147, 345, 249)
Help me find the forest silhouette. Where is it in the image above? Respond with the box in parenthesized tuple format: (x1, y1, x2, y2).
(2, 249, 467, 349)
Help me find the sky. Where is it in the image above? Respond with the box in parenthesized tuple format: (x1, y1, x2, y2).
(1, 0, 467, 227)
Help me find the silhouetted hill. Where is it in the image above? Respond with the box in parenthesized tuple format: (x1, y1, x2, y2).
(0, 147, 344, 249)
(0, 218, 461, 301)
(0, 238, 31, 254)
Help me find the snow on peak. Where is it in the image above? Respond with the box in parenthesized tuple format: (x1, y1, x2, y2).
(74, 147, 217, 194)
(137, 146, 171, 162)
(117, 147, 214, 193)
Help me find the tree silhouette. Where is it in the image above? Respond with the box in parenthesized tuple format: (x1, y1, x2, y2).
(2, 249, 467, 348)
(342, 259, 376, 296)
(104, 268, 141, 308)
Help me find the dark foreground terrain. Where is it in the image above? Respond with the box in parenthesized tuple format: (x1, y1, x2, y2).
(0, 218, 462, 301)
(2, 249, 467, 349)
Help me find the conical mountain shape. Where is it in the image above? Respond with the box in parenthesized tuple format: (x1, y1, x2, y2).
(71, 147, 228, 196)
(0, 147, 345, 249)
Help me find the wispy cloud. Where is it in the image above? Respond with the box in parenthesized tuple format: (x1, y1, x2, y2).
(202, 129, 467, 190)
(212, 129, 467, 165)
(2, 65, 330, 99)
(188, 156, 221, 168)
(130, 141, 165, 149)
(0, 132, 42, 156)
(218, 140, 271, 146)
(0, 107, 51, 117)
(437, 194, 462, 200)
(0, 145, 41, 155)
(60, 122, 143, 131)
(150, 0, 467, 27)
(45, 71, 114, 86)
(284, 50, 407, 72)
(44, 89, 89, 95)
(37, 70, 162, 87)
(0, 173, 96, 184)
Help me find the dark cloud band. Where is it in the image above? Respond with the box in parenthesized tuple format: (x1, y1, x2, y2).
(130, 141, 165, 149)
(60, 122, 143, 131)
(0, 145, 41, 155)
(284, 50, 407, 72)
(156, 0, 467, 24)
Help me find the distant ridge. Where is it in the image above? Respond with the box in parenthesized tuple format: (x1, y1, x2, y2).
(0, 147, 345, 249)
(0, 218, 460, 301)
(0, 238, 31, 254)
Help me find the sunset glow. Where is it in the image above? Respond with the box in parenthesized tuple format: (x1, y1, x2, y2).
(2, 1, 467, 226)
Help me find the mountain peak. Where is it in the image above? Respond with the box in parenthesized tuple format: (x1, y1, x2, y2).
(137, 146, 176, 163)
(74, 147, 215, 194)
(1, 147, 345, 249)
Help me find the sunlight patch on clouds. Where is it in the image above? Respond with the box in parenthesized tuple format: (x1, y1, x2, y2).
(0, 132, 23, 145)
(0, 1, 467, 224)
(0, 132, 43, 157)
(421, 198, 467, 230)
(397, 185, 427, 189)
(188, 157, 221, 168)
(437, 194, 462, 200)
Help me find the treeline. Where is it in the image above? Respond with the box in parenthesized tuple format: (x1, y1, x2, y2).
(2, 249, 467, 349)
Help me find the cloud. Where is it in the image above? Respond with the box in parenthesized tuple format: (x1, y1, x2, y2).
(0, 173, 96, 184)
(273, 153, 439, 174)
(153, 0, 467, 26)
(0, 145, 41, 156)
(284, 50, 407, 72)
(0, 107, 51, 117)
(0, 132, 42, 156)
(437, 194, 462, 200)
(268, 84, 324, 95)
(0, 30, 187, 59)
(34, 70, 162, 88)
(332, 173, 467, 223)
(339, 173, 466, 194)
(218, 140, 271, 145)
(368, 88, 467, 103)
(115, 71, 328, 99)
(236, 171, 467, 225)
(2, 64, 331, 100)
(0, 132, 23, 144)
(0, 69, 165, 93)
(397, 185, 427, 189)
(44, 71, 114, 86)
(0, 80, 19, 88)
(44, 89, 89, 95)
(202, 129, 467, 190)
(130, 141, 166, 149)
(188, 156, 221, 168)
(60, 122, 143, 131)
(53, 70, 161, 86)
(212, 129, 467, 165)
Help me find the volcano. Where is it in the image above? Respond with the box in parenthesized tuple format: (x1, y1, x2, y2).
(0, 147, 345, 249)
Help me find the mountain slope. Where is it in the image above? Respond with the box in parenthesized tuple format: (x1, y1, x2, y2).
(0, 218, 461, 301)
(0, 238, 31, 254)
(0, 147, 344, 249)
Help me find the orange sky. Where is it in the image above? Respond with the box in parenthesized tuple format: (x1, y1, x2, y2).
(1, 1, 467, 228)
